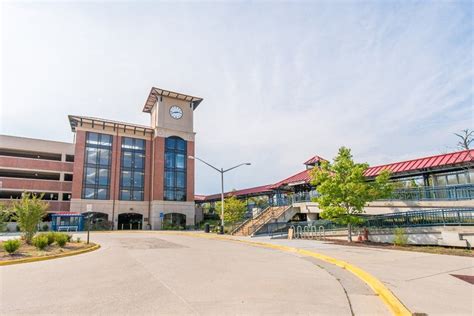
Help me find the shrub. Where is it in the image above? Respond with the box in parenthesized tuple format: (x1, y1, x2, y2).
(41, 223, 49, 232)
(33, 235, 48, 250)
(76, 237, 81, 243)
(393, 227, 408, 246)
(3, 239, 21, 254)
(66, 234, 73, 242)
(55, 233, 68, 247)
(44, 232, 56, 245)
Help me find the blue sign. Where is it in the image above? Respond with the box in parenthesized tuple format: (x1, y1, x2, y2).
(159, 212, 164, 219)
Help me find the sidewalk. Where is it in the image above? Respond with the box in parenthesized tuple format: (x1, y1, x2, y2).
(248, 236, 474, 316)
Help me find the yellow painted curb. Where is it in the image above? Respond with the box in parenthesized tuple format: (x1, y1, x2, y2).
(0, 244, 101, 266)
(157, 231, 412, 316)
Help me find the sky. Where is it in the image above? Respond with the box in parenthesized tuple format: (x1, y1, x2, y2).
(1, 1, 473, 195)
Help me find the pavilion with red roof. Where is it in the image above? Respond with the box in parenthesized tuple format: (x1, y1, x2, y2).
(196, 149, 474, 216)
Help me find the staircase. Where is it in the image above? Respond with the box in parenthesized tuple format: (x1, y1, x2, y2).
(231, 206, 291, 236)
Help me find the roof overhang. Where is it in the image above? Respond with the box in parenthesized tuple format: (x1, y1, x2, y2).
(68, 115, 154, 136)
(143, 87, 203, 113)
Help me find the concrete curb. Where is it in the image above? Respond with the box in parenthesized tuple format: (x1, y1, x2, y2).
(158, 231, 412, 316)
(0, 243, 101, 266)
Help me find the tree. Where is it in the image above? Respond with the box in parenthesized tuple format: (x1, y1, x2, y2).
(310, 147, 392, 242)
(215, 196, 247, 224)
(248, 196, 268, 209)
(454, 129, 473, 150)
(0, 204, 9, 232)
(12, 193, 48, 244)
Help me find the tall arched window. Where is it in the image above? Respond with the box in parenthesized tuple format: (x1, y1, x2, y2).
(164, 136, 186, 201)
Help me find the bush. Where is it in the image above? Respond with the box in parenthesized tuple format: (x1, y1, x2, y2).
(33, 235, 48, 250)
(66, 234, 73, 242)
(55, 233, 68, 247)
(3, 239, 21, 254)
(44, 232, 56, 245)
(393, 227, 408, 246)
(76, 237, 81, 243)
(41, 223, 49, 232)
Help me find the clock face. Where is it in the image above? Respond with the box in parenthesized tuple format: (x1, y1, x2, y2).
(169, 106, 183, 119)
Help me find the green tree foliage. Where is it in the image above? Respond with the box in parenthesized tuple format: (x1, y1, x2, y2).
(215, 196, 247, 224)
(311, 147, 392, 242)
(12, 193, 48, 244)
(249, 196, 269, 209)
(0, 204, 10, 232)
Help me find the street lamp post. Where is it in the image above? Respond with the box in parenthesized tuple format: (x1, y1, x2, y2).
(189, 156, 251, 234)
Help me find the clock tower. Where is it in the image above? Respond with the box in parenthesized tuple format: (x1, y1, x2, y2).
(142, 87, 203, 229)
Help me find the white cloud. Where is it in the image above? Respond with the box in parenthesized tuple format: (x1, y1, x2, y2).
(1, 1, 472, 194)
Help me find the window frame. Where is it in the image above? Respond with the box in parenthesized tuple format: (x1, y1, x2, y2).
(82, 132, 113, 200)
(119, 137, 146, 201)
(164, 136, 187, 201)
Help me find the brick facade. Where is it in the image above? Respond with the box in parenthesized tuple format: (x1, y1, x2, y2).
(109, 134, 121, 201)
(71, 130, 86, 199)
(152, 136, 165, 201)
(144, 138, 152, 201)
(186, 141, 195, 202)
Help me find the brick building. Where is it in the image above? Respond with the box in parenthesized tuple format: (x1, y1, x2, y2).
(0, 87, 203, 229)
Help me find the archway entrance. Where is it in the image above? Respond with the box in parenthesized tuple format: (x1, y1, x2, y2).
(163, 213, 186, 229)
(118, 213, 143, 230)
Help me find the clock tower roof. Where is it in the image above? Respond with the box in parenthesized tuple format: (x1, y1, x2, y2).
(143, 87, 203, 113)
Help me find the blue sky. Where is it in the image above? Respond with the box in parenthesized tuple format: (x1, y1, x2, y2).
(1, 1, 473, 195)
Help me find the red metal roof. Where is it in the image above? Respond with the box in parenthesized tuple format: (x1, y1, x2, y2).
(197, 149, 474, 199)
(194, 195, 207, 201)
(364, 149, 474, 177)
(304, 155, 328, 165)
(199, 184, 274, 201)
(270, 169, 312, 189)
(51, 212, 81, 216)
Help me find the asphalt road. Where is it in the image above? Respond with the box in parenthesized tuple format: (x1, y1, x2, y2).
(0, 232, 389, 315)
(254, 236, 474, 316)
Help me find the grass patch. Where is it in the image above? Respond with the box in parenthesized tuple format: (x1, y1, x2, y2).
(325, 239, 473, 257)
(0, 239, 96, 261)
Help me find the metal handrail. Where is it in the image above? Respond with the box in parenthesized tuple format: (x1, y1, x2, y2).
(283, 184, 474, 204)
(262, 208, 474, 237)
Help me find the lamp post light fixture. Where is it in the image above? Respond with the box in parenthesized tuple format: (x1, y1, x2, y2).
(189, 155, 251, 234)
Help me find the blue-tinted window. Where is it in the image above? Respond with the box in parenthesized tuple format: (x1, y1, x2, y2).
(82, 132, 112, 200)
(86, 132, 112, 147)
(119, 137, 146, 201)
(120, 189, 131, 200)
(164, 136, 187, 201)
(134, 153, 145, 169)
